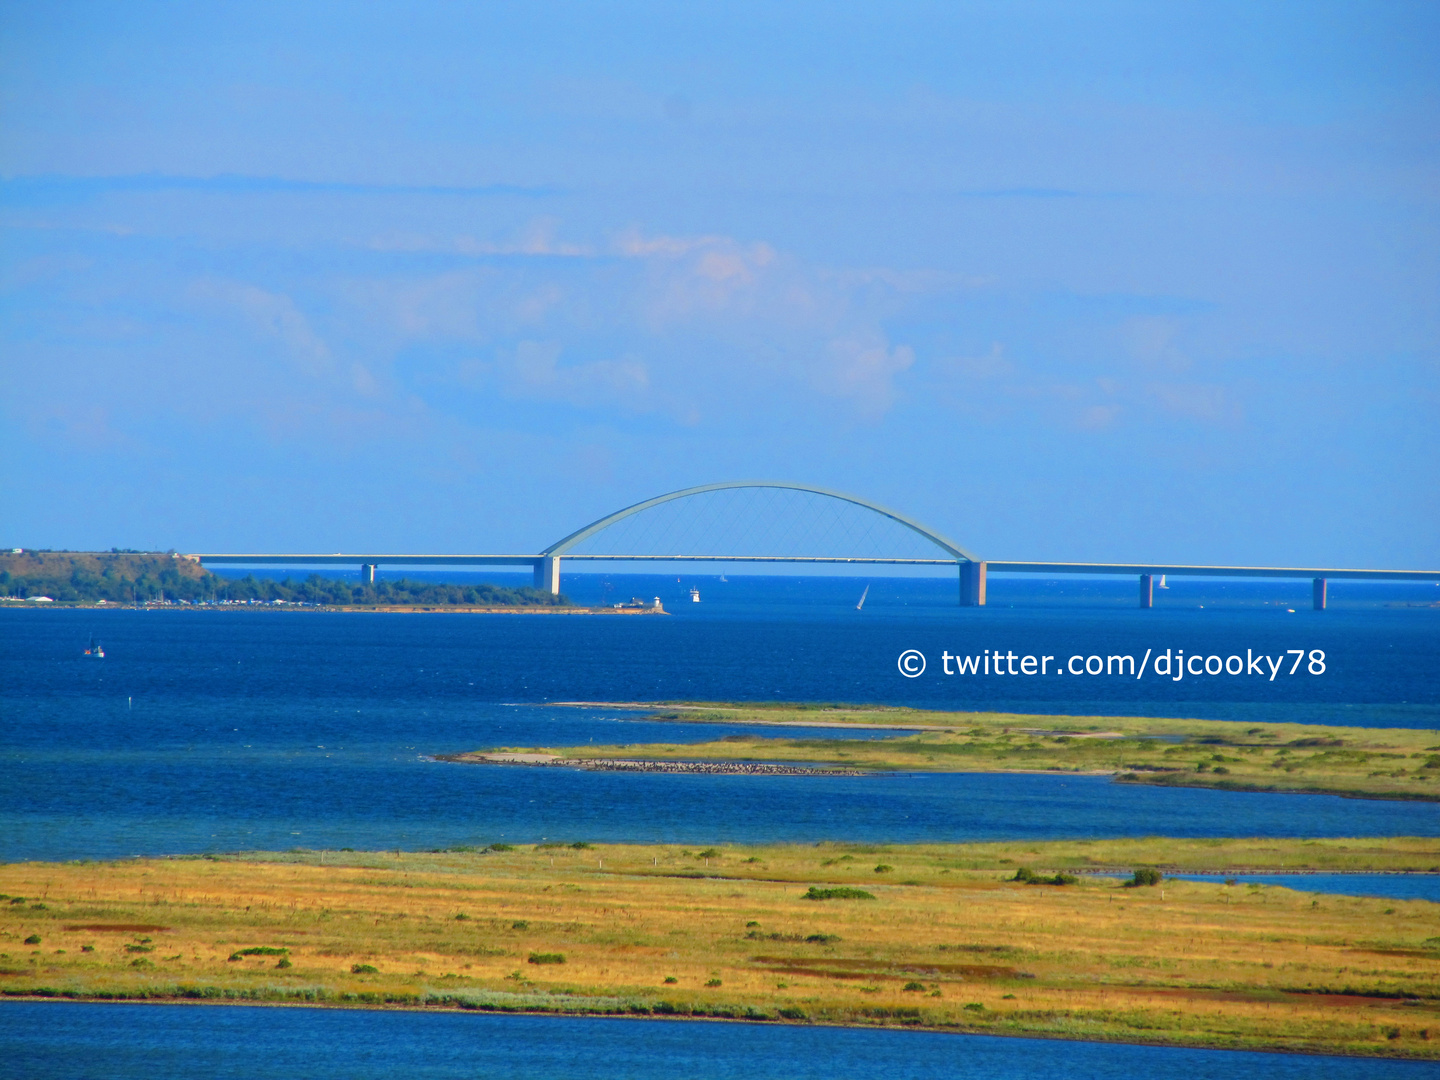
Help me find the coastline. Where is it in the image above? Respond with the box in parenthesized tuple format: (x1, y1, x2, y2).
(0, 603, 664, 615)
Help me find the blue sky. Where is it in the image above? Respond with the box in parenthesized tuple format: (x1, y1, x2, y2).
(2, 2, 1436, 566)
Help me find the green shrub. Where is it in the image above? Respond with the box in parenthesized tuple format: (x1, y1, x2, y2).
(527, 952, 565, 965)
(873, 864, 893, 873)
(964, 1002, 985, 1012)
(454, 913, 469, 920)
(778, 1007, 807, 1019)
(351, 964, 378, 974)
(24, 935, 40, 945)
(125, 944, 153, 953)
(1127, 868, 1164, 887)
(228, 947, 287, 960)
(802, 887, 875, 901)
(568, 842, 593, 850)
(1012, 867, 1077, 885)
(276, 958, 292, 969)
(705, 978, 722, 987)
(696, 848, 721, 859)
(804, 934, 841, 944)
(902, 981, 925, 992)
(486, 843, 516, 852)
(511, 920, 529, 930)
(663, 976, 678, 984)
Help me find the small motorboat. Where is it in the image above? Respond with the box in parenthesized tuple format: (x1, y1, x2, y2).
(83, 635, 105, 659)
(690, 588, 701, 602)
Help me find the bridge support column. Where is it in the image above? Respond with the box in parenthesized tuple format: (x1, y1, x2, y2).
(361, 563, 377, 584)
(1139, 574, 1153, 609)
(534, 556, 560, 595)
(1313, 577, 1327, 611)
(959, 561, 987, 607)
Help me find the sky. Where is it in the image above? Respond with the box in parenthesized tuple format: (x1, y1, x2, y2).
(1, 1, 1436, 567)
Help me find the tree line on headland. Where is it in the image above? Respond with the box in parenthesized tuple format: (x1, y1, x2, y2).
(0, 551, 569, 607)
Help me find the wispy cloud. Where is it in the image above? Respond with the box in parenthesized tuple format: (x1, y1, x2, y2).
(0, 174, 560, 203)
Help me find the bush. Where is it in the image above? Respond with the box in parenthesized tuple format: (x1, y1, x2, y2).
(486, 843, 516, 852)
(569, 842, 593, 850)
(228, 947, 287, 960)
(705, 978, 722, 987)
(802, 887, 875, 901)
(902, 981, 925, 992)
(511, 920, 529, 930)
(1127, 868, 1164, 887)
(1012, 867, 1077, 885)
(351, 964, 378, 974)
(527, 952, 565, 965)
(276, 958, 292, 969)
(963, 1002, 986, 1012)
(663, 976, 678, 984)
(874, 864, 893, 873)
(696, 848, 721, 859)
(24, 935, 40, 945)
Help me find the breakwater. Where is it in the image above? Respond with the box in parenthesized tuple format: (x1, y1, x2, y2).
(439, 752, 866, 776)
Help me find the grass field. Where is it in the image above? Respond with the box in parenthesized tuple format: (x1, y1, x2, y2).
(465, 703, 1440, 802)
(4, 838, 1440, 1058)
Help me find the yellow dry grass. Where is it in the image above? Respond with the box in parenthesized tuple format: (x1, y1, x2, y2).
(3, 840, 1440, 1058)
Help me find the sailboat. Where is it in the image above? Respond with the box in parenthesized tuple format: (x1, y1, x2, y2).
(856, 584, 870, 611)
(83, 635, 104, 659)
(1157, 575, 1170, 589)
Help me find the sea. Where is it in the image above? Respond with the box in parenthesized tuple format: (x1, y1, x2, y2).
(2, 571, 1437, 1075)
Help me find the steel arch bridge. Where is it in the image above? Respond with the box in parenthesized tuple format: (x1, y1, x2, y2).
(532, 480, 978, 588)
(191, 480, 1440, 608)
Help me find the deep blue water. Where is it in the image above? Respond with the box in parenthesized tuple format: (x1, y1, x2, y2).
(2, 584, 1438, 861)
(1, 1002, 1433, 1080)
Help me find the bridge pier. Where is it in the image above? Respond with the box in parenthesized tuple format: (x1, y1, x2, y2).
(534, 556, 561, 595)
(1139, 574, 1153, 608)
(1313, 577, 1327, 611)
(959, 560, 987, 606)
(361, 563, 377, 584)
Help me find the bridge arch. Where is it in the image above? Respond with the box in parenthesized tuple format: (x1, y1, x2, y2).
(533, 482, 979, 598)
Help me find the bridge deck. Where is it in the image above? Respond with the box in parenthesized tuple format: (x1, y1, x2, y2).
(191, 553, 1440, 581)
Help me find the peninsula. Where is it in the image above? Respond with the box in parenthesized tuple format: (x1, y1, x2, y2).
(457, 702, 1440, 803)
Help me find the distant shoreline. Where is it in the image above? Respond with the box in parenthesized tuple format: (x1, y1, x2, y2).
(0, 603, 665, 615)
